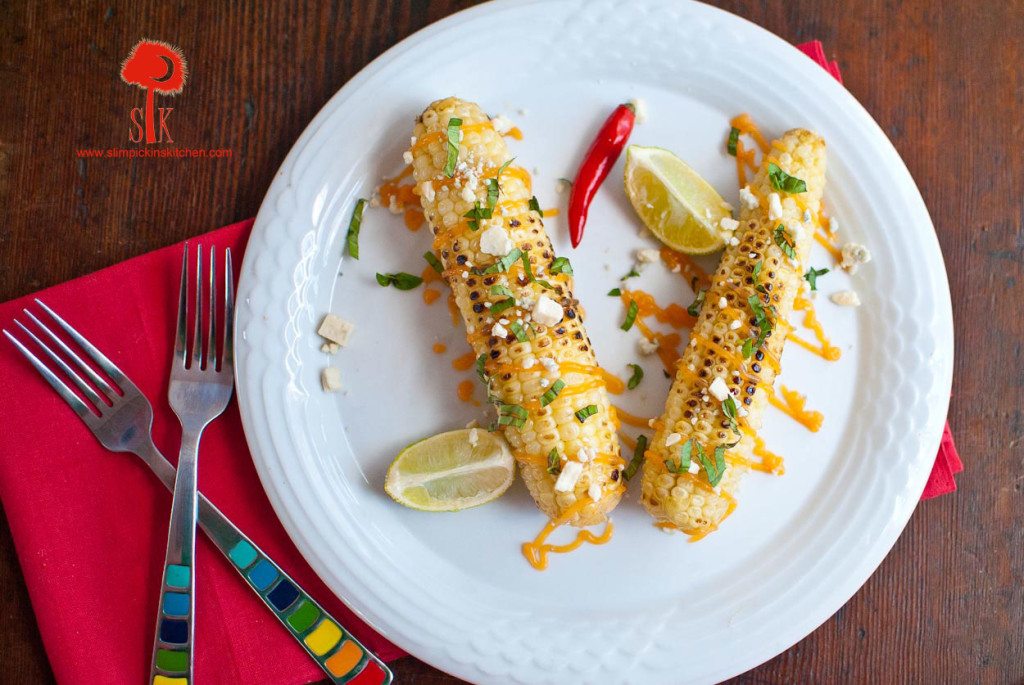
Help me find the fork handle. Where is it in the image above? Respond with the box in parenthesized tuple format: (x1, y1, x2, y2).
(136, 441, 392, 684)
(149, 436, 201, 685)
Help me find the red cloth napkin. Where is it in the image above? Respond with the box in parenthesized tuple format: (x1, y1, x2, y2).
(0, 39, 961, 685)
(0, 219, 404, 685)
(795, 40, 962, 498)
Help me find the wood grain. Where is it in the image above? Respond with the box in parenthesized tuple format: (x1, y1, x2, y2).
(0, 1, 1020, 683)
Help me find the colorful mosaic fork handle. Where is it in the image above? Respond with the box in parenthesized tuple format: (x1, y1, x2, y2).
(138, 439, 392, 685)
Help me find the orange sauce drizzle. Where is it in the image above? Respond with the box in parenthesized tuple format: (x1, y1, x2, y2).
(789, 296, 842, 361)
(451, 351, 477, 372)
(522, 499, 614, 571)
(768, 385, 824, 432)
(659, 247, 711, 290)
(730, 113, 770, 153)
(411, 121, 494, 155)
(403, 208, 424, 231)
(542, 207, 559, 217)
(432, 342, 446, 354)
(814, 229, 843, 262)
(634, 317, 682, 375)
(521, 378, 606, 413)
(623, 289, 695, 329)
(612, 406, 651, 429)
(422, 288, 441, 305)
(555, 362, 624, 394)
(506, 126, 523, 140)
(752, 433, 785, 474)
(446, 292, 460, 327)
(456, 379, 478, 405)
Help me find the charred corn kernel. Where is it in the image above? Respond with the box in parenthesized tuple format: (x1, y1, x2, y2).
(641, 128, 826, 537)
(410, 97, 624, 527)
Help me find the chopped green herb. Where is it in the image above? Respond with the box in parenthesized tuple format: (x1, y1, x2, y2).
(375, 272, 423, 290)
(623, 434, 648, 481)
(528, 196, 544, 217)
(498, 403, 528, 428)
(621, 267, 640, 280)
(540, 379, 566, 407)
(627, 363, 644, 390)
(679, 439, 693, 470)
(345, 198, 366, 259)
(475, 353, 488, 383)
(726, 127, 740, 156)
(774, 225, 797, 259)
(722, 395, 740, 434)
(463, 202, 489, 231)
(742, 293, 774, 358)
(480, 248, 523, 275)
(547, 448, 561, 475)
(804, 266, 830, 292)
(490, 297, 517, 315)
(519, 252, 535, 280)
(709, 445, 729, 486)
(423, 251, 443, 274)
(490, 284, 514, 298)
(621, 299, 639, 331)
(742, 338, 755, 359)
(509, 321, 529, 342)
(549, 257, 573, 275)
(575, 404, 599, 423)
(767, 162, 807, 194)
(607, 288, 622, 297)
(751, 260, 764, 293)
(687, 288, 707, 317)
(443, 117, 462, 177)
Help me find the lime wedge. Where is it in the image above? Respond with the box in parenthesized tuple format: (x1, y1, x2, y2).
(384, 429, 515, 511)
(624, 145, 731, 255)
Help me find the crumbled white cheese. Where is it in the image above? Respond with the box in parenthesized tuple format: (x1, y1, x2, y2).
(418, 181, 435, 203)
(638, 337, 659, 356)
(829, 217, 840, 234)
(840, 242, 872, 274)
(532, 295, 564, 326)
(768, 192, 783, 220)
(739, 186, 759, 210)
(317, 314, 354, 347)
(709, 376, 730, 401)
(628, 97, 647, 124)
(718, 297, 728, 309)
(492, 322, 508, 338)
(460, 185, 476, 203)
(402, 150, 413, 165)
(387, 194, 402, 214)
(320, 367, 342, 392)
(540, 378, 550, 388)
(522, 357, 536, 369)
(737, 406, 748, 418)
(320, 342, 340, 355)
(468, 428, 479, 447)
(729, 236, 740, 246)
(554, 461, 583, 492)
(491, 114, 514, 134)
(588, 482, 603, 502)
(636, 248, 661, 264)
(729, 319, 742, 330)
(578, 446, 595, 463)
(665, 432, 682, 447)
(540, 357, 559, 372)
(720, 217, 740, 232)
(803, 209, 812, 223)
(830, 290, 862, 307)
(480, 225, 514, 256)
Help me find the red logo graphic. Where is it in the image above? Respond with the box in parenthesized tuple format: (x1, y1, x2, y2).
(120, 39, 187, 144)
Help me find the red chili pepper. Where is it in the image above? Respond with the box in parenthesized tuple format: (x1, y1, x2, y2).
(568, 102, 636, 247)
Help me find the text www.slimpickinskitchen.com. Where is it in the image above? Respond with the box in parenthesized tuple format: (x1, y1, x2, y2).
(75, 147, 233, 159)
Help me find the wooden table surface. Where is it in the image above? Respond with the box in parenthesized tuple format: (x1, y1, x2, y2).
(1, 1, 1020, 682)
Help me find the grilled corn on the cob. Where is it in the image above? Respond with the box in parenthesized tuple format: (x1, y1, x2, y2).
(640, 128, 826, 536)
(409, 97, 624, 527)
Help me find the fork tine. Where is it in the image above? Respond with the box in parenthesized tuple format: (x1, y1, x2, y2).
(23, 309, 119, 402)
(174, 244, 189, 367)
(4, 329, 98, 424)
(190, 245, 203, 368)
(13, 320, 108, 409)
(207, 246, 217, 370)
(34, 299, 139, 394)
(222, 248, 234, 369)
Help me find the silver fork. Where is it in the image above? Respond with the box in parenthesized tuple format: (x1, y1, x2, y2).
(4, 296, 393, 684)
(147, 243, 234, 683)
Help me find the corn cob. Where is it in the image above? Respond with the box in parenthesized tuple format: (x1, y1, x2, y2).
(640, 128, 826, 536)
(409, 97, 624, 527)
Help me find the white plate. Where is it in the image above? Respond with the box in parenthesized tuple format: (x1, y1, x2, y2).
(234, 1, 953, 682)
